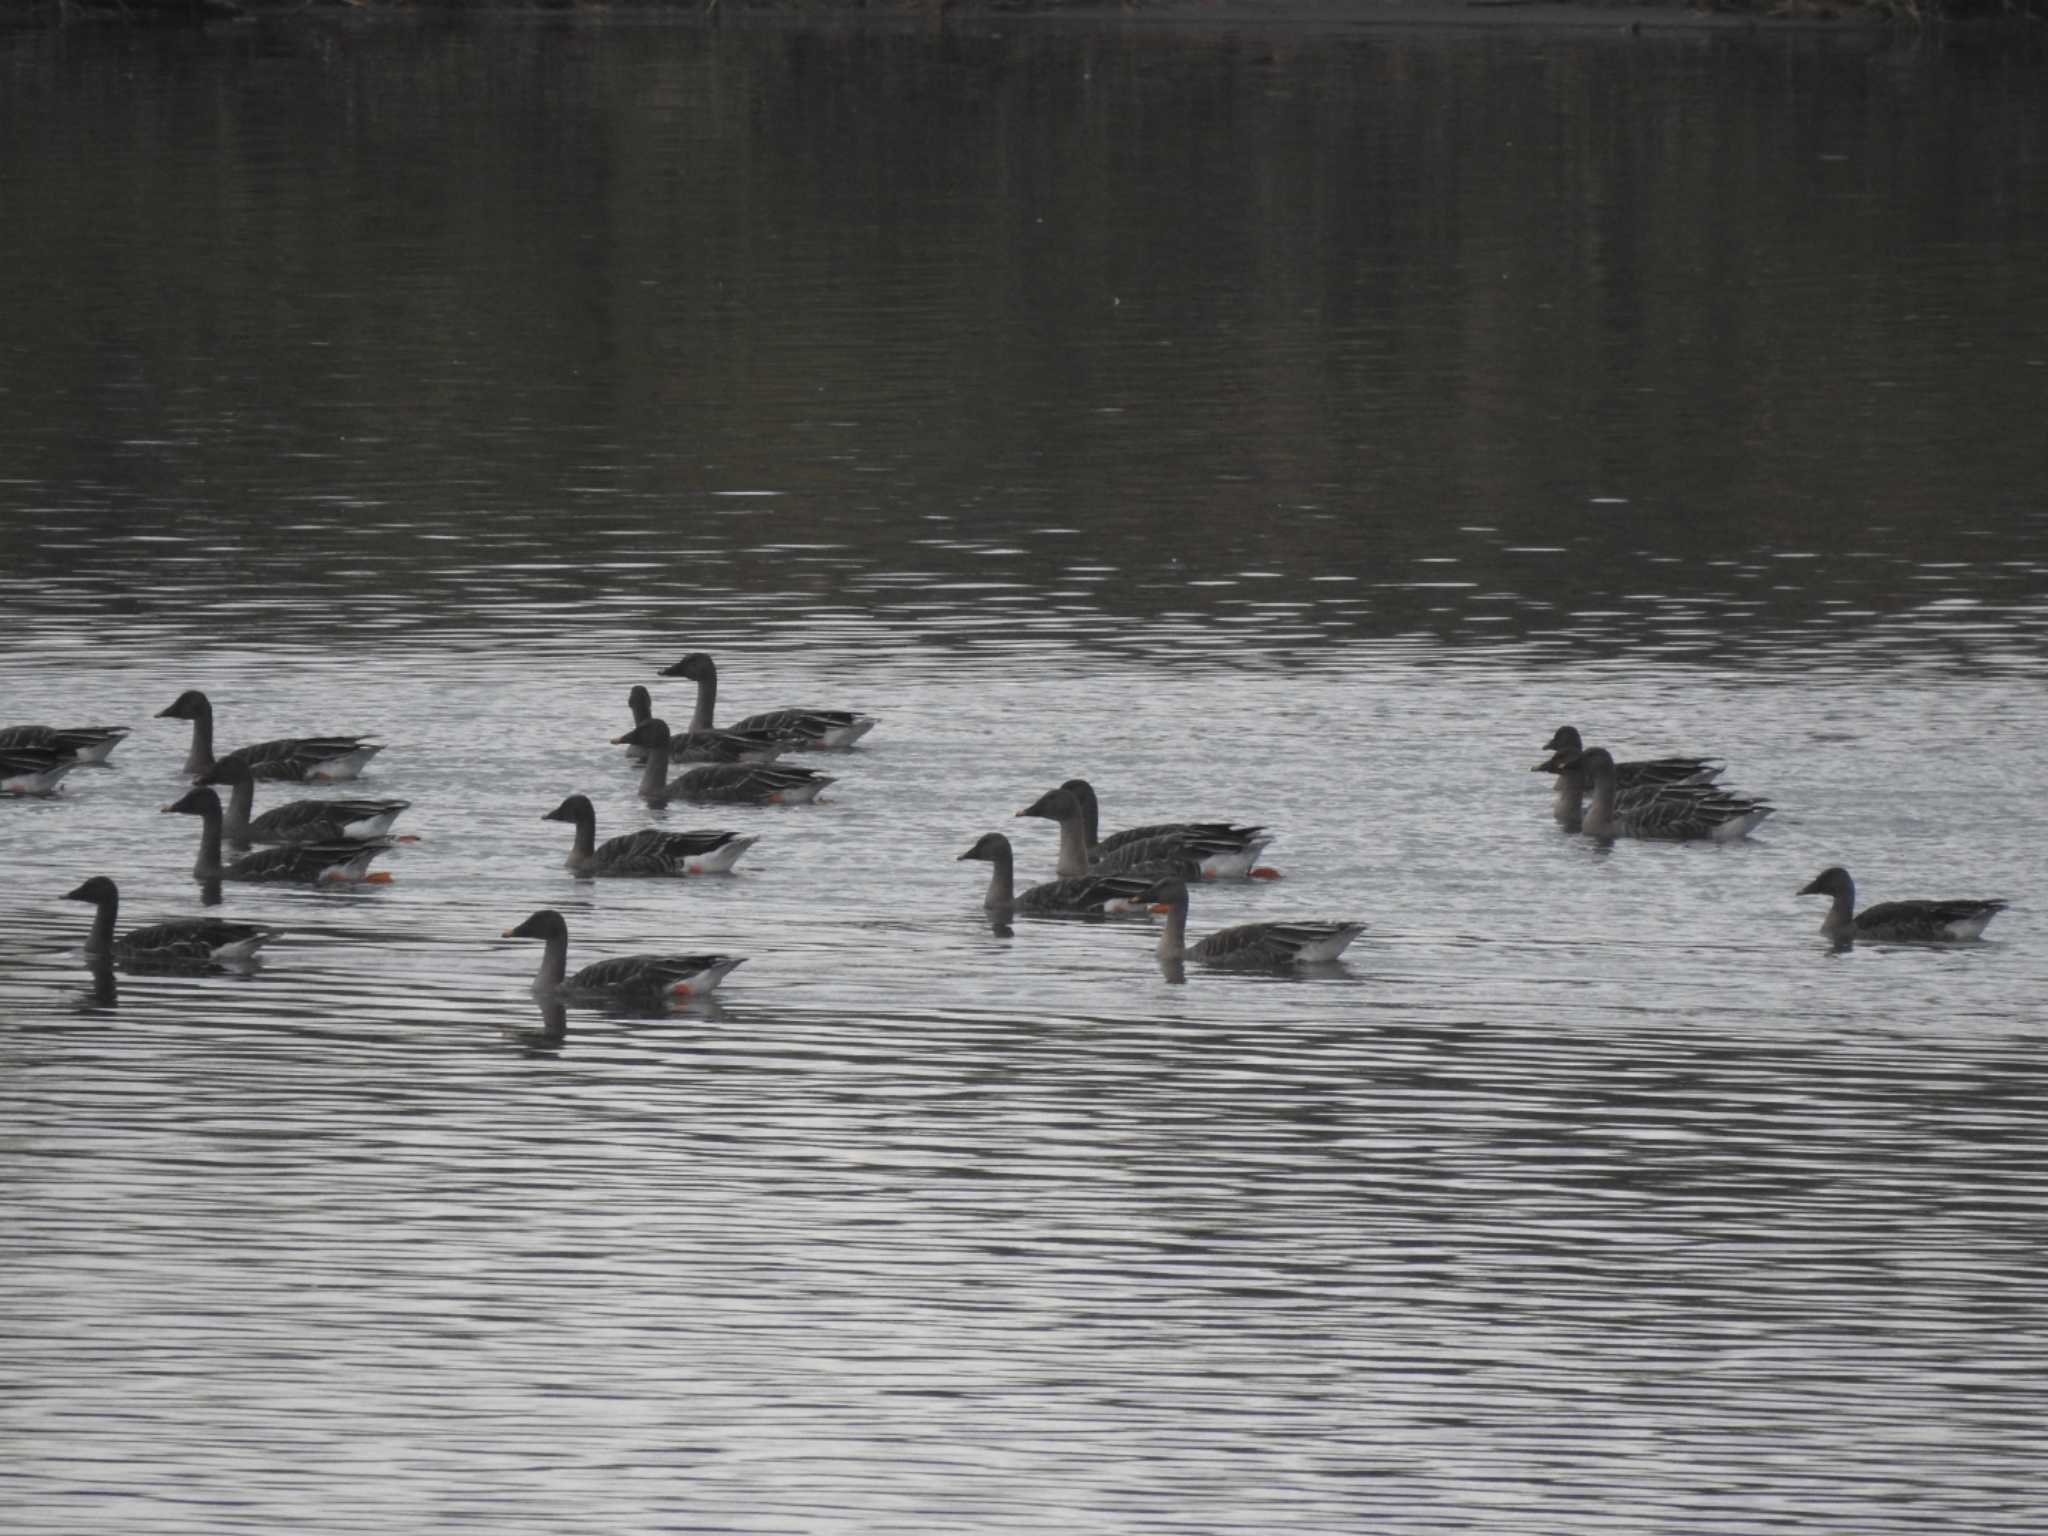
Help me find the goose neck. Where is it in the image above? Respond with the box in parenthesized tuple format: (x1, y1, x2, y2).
(180, 709, 215, 777)
(982, 840, 1016, 913)
(1582, 763, 1617, 838)
(1054, 811, 1091, 879)
(689, 668, 716, 733)
(221, 776, 255, 844)
(532, 928, 570, 992)
(566, 806, 597, 865)
(83, 889, 118, 955)
(190, 800, 223, 880)
(1821, 879, 1857, 938)
(1156, 892, 1189, 961)
(637, 738, 673, 802)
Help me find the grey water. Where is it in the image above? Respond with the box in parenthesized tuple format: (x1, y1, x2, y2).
(4, 12, 2047, 1533)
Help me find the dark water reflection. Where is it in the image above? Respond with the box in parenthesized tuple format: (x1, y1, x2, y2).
(4, 17, 2046, 671)
(3, 14, 2047, 1536)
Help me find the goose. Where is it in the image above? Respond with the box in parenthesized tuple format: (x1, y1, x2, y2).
(1544, 726, 1722, 789)
(1060, 778, 1277, 878)
(658, 651, 876, 750)
(1799, 866, 2007, 945)
(1015, 786, 1263, 881)
(502, 908, 745, 1003)
(1142, 877, 1364, 967)
(0, 723, 131, 765)
(63, 875, 278, 968)
(163, 786, 394, 883)
(1564, 747, 1772, 842)
(198, 757, 412, 846)
(622, 685, 784, 766)
(544, 793, 755, 876)
(1533, 749, 1699, 832)
(2, 743, 80, 796)
(158, 689, 382, 782)
(612, 718, 833, 806)
(957, 831, 1155, 917)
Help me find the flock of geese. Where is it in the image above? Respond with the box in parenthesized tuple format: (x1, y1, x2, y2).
(6, 652, 2014, 1012)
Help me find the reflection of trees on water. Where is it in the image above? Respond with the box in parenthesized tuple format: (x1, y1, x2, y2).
(5, 24, 2041, 668)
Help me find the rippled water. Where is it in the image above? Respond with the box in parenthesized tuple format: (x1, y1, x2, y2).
(4, 13, 2047, 1535)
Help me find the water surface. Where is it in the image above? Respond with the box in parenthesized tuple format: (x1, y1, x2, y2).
(3, 14, 2046, 1535)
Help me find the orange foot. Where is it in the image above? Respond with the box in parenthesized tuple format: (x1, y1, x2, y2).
(363, 871, 395, 884)
(1251, 867, 1282, 880)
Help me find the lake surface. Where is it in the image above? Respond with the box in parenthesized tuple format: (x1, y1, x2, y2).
(3, 11, 2046, 1534)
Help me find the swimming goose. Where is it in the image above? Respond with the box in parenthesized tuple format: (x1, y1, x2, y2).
(1060, 778, 1277, 878)
(545, 793, 755, 876)
(198, 758, 412, 846)
(623, 685, 785, 766)
(1544, 726, 1722, 790)
(1016, 787, 1259, 881)
(1799, 866, 2007, 945)
(502, 908, 745, 1003)
(2, 743, 80, 796)
(658, 651, 876, 750)
(0, 723, 131, 765)
(1533, 749, 1700, 832)
(158, 689, 383, 782)
(163, 786, 394, 883)
(1565, 747, 1772, 842)
(957, 831, 1155, 917)
(613, 718, 834, 806)
(1142, 877, 1365, 967)
(63, 875, 278, 968)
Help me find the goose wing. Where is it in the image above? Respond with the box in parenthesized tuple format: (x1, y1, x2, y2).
(247, 797, 411, 844)
(1615, 756, 1725, 789)
(1855, 897, 2008, 942)
(728, 707, 876, 749)
(1096, 820, 1267, 859)
(1616, 785, 1773, 841)
(219, 736, 383, 782)
(118, 917, 278, 967)
(591, 828, 751, 876)
(1094, 829, 1270, 879)
(1190, 920, 1365, 966)
(224, 837, 393, 883)
(664, 764, 833, 805)
(669, 727, 787, 765)
(567, 953, 747, 999)
(0, 724, 131, 763)
(1015, 872, 1156, 916)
